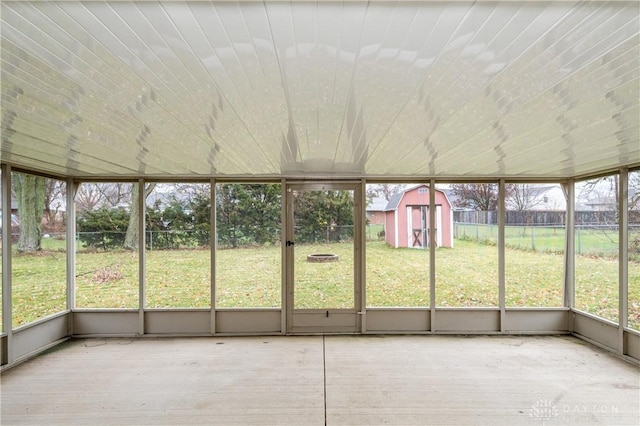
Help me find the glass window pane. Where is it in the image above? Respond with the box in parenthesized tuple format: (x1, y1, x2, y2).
(437, 183, 498, 307)
(75, 183, 138, 308)
(366, 183, 431, 307)
(145, 183, 211, 308)
(505, 184, 566, 307)
(629, 171, 640, 331)
(215, 183, 281, 308)
(575, 176, 619, 323)
(12, 173, 66, 327)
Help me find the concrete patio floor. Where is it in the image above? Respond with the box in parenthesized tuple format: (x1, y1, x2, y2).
(1, 335, 638, 425)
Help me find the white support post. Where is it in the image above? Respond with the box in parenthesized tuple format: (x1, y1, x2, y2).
(66, 178, 76, 336)
(280, 178, 287, 334)
(210, 179, 216, 335)
(498, 179, 506, 333)
(429, 179, 436, 332)
(619, 169, 629, 355)
(1, 164, 13, 365)
(359, 179, 367, 333)
(138, 179, 146, 336)
(564, 180, 575, 331)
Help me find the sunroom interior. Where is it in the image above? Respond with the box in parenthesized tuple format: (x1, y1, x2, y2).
(1, 0, 639, 380)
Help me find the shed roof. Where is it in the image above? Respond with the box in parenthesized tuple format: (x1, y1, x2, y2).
(384, 184, 446, 211)
(385, 192, 405, 212)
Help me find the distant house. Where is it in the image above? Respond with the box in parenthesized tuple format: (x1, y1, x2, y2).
(384, 185, 453, 249)
(366, 197, 388, 225)
(583, 195, 617, 211)
(512, 185, 567, 211)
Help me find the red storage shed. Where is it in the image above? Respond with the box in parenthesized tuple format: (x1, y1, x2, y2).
(384, 185, 453, 249)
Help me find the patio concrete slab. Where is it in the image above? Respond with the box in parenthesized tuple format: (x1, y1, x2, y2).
(324, 335, 639, 425)
(1, 335, 638, 425)
(1, 336, 325, 425)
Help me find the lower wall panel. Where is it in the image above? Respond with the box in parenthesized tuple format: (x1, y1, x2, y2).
(366, 309, 430, 332)
(624, 330, 640, 360)
(435, 309, 500, 332)
(73, 311, 139, 336)
(572, 311, 619, 351)
(13, 314, 68, 361)
(67, 308, 580, 336)
(216, 310, 281, 334)
(504, 309, 569, 332)
(292, 312, 357, 328)
(1, 334, 6, 365)
(145, 310, 210, 334)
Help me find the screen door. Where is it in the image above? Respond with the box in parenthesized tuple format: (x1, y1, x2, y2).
(286, 183, 361, 333)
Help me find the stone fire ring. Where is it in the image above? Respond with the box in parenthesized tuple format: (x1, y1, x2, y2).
(307, 253, 339, 263)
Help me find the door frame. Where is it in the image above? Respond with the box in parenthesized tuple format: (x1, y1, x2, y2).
(284, 181, 364, 333)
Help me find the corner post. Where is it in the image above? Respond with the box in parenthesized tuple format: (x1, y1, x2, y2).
(564, 180, 575, 332)
(429, 179, 436, 332)
(619, 169, 629, 355)
(210, 179, 216, 335)
(138, 179, 146, 336)
(1, 164, 13, 365)
(499, 179, 506, 332)
(66, 178, 76, 336)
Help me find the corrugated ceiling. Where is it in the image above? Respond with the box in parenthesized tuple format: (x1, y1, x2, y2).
(1, 1, 639, 179)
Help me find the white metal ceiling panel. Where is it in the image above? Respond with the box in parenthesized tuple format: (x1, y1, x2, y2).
(1, 1, 638, 179)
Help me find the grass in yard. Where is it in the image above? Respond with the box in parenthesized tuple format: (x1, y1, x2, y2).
(295, 243, 354, 309)
(216, 246, 280, 308)
(75, 250, 139, 308)
(630, 266, 640, 328)
(5, 239, 640, 330)
(436, 242, 499, 307)
(504, 225, 567, 253)
(456, 223, 620, 258)
(367, 244, 430, 307)
(575, 255, 621, 323)
(505, 249, 564, 307)
(146, 249, 210, 308)
(10, 250, 66, 326)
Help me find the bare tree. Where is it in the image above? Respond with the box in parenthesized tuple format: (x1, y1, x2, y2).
(577, 176, 619, 216)
(366, 184, 408, 202)
(76, 183, 106, 212)
(76, 183, 134, 212)
(123, 182, 156, 250)
(43, 179, 66, 227)
(504, 184, 547, 211)
(100, 183, 133, 208)
(450, 183, 498, 211)
(13, 173, 46, 252)
(628, 172, 640, 211)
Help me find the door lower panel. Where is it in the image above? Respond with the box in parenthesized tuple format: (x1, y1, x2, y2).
(291, 310, 358, 331)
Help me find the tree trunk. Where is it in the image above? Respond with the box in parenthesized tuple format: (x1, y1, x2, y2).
(124, 183, 155, 250)
(14, 174, 46, 252)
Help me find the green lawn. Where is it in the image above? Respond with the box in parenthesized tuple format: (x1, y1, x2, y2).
(3, 239, 639, 330)
(455, 223, 624, 258)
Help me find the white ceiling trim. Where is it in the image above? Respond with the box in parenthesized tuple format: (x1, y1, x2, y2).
(1, 1, 639, 179)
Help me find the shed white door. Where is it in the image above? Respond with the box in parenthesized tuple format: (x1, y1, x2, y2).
(406, 205, 442, 248)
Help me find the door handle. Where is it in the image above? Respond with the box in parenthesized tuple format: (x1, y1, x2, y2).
(286, 240, 295, 247)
